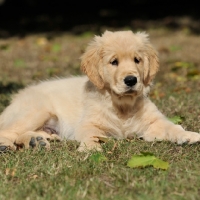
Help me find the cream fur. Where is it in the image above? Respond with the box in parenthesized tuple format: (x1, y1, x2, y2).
(0, 30, 200, 151)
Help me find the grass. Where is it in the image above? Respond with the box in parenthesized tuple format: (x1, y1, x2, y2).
(0, 28, 200, 200)
(1, 140, 200, 200)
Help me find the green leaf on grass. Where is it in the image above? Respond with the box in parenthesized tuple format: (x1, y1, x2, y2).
(171, 61, 195, 71)
(127, 152, 169, 170)
(168, 116, 183, 124)
(89, 153, 107, 163)
(52, 44, 61, 53)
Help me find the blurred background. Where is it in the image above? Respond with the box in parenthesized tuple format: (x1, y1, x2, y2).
(0, 0, 200, 37)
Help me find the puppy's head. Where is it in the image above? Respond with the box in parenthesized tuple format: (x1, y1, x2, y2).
(81, 30, 159, 97)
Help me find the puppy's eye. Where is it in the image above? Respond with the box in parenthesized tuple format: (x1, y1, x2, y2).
(134, 57, 140, 64)
(110, 59, 118, 66)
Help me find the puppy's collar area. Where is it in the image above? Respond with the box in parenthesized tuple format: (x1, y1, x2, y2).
(124, 88, 138, 95)
(111, 92, 139, 115)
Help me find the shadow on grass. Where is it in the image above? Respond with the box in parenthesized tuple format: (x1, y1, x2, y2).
(0, 82, 24, 94)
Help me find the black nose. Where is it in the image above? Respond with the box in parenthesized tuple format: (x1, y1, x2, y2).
(124, 76, 137, 87)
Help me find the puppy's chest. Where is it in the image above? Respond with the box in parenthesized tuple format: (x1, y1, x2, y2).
(103, 109, 138, 139)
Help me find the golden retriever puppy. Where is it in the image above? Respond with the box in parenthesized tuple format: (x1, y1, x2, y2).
(0, 30, 200, 152)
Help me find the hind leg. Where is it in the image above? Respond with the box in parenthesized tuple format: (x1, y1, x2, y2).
(0, 111, 54, 152)
(15, 131, 62, 150)
(0, 136, 17, 151)
(0, 129, 62, 152)
(0, 86, 62, 152)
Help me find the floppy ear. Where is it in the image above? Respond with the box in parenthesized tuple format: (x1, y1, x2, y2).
(80, 36, 104, 89)
(143, 44, 159, 86)
(136, 32, 159, 86)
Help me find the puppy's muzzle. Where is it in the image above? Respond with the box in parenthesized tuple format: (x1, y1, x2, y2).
(124, 76, 137, 87)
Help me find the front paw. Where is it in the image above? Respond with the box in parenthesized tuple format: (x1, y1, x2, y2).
(142, 129, 200, 145)
(142, 132, 166, 142)
(175, 131, 200, 144)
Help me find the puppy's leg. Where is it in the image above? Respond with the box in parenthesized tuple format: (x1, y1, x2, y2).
(0, 85, 64, 152)
(15, 131, 61, 150)
(78, 137, 102, 152)
(142, 118, 200, 144)
(0, 136, 17, 151)
(0, 111, 53, 152)
(75, 126, 104, 152)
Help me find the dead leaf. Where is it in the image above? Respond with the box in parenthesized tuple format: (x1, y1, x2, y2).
(93, 136, 109, 143)
(5, 168, 10, 175)
(32, 175, 38, 179)
(5, 168, 16, 176)
(36, 37, 48, 46)
(28, 174, 38, 180)
(111, 142, 117, 152)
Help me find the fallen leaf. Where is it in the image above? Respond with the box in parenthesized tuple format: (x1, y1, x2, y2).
(173, 86, 192, 93)
(5, 168, 10, 175)
(5, 168, 16, 176)
(93, 136, 109, 143)
(187, 69, 200, 77)
(185, 87, 191, 93)
(28, 174, 38, 180)
(127, 152, 169, 170)
(52, 44, 61, 53)
(111, 142, 118, 152)
(168, 116, 183, 124)
(36, 37, 48, 46)
(171, 61, 195, 71)
(32, 174, 38, 179)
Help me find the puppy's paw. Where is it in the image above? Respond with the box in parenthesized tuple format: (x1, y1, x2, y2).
(15, 131, 61, 150)
(142, 132, 166, 142)
(77, 141, 102, 152)
(47, 133, 62, 142)
(175, 131, 200, 144)
(0, 137, 16, 152)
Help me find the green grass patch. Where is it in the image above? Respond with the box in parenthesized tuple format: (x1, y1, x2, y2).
(1, 140, 200, 200)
